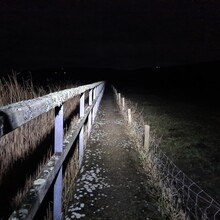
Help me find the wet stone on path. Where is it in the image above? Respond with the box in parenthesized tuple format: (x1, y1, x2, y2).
(65, 89, 162, 220)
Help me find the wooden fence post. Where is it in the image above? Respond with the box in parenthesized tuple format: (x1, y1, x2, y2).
(88, 89, 93, 137)
(92, 88, 96, 123)
(122, 97, 125, 110)
(144, 125, 150, 152)
(118, 93, 121, 105)
(128, 109, 131, 124)
(54, 105, 64, 220)
(79, 93, 85, 168)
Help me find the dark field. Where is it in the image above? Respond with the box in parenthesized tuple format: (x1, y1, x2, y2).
(112, 62, 220, 204)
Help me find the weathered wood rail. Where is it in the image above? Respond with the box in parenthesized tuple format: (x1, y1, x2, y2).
(0, 81, 105, 220)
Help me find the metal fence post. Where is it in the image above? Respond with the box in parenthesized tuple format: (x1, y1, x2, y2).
(54, 105, 64, 220)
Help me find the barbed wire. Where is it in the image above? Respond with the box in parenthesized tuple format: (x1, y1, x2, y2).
(112, 86, 220, 220)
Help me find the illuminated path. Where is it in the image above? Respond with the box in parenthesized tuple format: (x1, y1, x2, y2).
(64, 87, 162, 219)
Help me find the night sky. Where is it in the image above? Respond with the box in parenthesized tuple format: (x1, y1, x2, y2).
(1, 0, 220, 83)
(1, 1, 220, 69)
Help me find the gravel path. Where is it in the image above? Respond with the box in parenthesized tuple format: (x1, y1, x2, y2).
(64, 86, 162, 220)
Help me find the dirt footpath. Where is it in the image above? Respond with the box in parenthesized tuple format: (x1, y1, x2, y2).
(64, 86, 162, 220)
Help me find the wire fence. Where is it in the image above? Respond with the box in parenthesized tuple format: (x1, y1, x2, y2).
(112, 86, 220, 220)
(149, 145, 220, 220)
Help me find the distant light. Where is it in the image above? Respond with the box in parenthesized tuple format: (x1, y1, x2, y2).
(156, 66, 160, 69)
(64, 72, 66, 74)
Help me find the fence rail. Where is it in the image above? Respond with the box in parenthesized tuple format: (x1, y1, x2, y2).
(112, 85, 220, 220)
(0, 81, 105, 220)
(0, 81, 103, 138)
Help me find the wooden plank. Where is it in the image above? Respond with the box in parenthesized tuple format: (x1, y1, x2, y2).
(0, 81, 104, 138)
(8, 98, 97, 220)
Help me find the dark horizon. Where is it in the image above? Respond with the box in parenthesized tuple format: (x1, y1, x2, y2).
(1, 60, 219, 106)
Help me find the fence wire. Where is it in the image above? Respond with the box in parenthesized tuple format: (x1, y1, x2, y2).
(149, 145, 220, 220)
(112, 86, 220, 220)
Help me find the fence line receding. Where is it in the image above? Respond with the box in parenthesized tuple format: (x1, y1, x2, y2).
(0, 81, 105, 220)
(112, 85, 220, 220)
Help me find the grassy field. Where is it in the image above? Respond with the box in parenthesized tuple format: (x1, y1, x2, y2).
(118, 86, 220, 205)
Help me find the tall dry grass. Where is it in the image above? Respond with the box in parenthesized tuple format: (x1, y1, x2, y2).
(0, 72, 81, 219)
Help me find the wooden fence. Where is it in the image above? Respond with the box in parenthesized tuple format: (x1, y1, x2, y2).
(0, 81, 105, 220)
